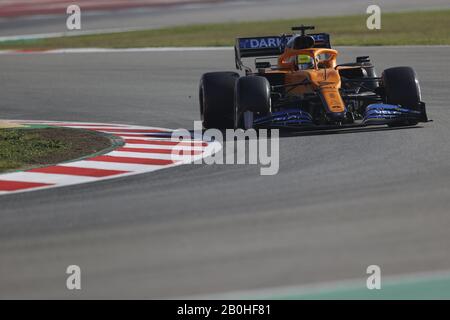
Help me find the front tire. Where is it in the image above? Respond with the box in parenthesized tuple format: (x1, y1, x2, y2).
(382, 66, 421, 110)
(234, 76, 271, 129)
(199, 72, 239, 129)
(382, 66, 422, 126)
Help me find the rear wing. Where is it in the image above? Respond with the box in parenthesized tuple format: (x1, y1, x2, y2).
(235, 33, 331, 70)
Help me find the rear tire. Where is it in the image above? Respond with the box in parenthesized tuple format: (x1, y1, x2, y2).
(234, 76, 271, 129)
(199, 72, 240, 129)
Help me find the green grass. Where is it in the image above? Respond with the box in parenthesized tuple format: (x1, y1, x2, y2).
(0, 128, 111, 172)
(0, 129, 69, 171)
(0, 9, 449, 50)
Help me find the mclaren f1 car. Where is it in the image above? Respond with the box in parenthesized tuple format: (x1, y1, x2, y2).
(199, 25, 429, 130)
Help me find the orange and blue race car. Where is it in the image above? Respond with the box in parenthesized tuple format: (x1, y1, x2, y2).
(199, 25, 429, 130)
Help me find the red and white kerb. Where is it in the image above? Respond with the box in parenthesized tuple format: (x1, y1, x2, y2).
(0, 120, 220, 195)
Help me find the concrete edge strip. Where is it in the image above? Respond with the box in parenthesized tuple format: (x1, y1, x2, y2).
(0, 120, 221, 195)
(176, 268, 450, 300)
(0, 47, 234, 55)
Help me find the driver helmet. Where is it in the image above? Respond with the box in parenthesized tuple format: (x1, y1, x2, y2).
(297, 54, 315, 70)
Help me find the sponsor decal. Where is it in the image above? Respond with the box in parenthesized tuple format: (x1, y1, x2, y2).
(238, 34, 328, 50)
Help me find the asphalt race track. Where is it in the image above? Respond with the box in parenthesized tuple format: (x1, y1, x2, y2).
(0, 46, 449, 298)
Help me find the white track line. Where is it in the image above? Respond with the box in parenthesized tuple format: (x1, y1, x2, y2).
(1, 46, 449, 55)
(0, 47, 234, 55)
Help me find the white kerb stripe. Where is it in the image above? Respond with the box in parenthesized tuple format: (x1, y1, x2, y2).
(59, 161, 165, 172)
(0, 172, 97, 184)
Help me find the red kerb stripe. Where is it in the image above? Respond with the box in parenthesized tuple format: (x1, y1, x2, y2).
(0, 180, 52, 191)
(50, 123, 128, 128)
(118, 147, 202, 155)
(114, 133, 172, 138)
(86, 128, 169, 133)
(28, 166, 129, 177)
(125, 139, 208, 147)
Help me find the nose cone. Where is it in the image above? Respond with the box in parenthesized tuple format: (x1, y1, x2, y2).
(326, 111, 347, 123)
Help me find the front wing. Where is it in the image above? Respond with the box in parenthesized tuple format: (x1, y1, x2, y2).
(253, 103, 429, 129)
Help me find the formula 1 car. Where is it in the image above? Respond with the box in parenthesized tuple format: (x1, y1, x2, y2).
(199, 25, 429, 130)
